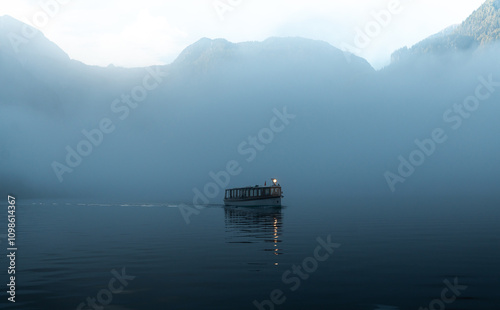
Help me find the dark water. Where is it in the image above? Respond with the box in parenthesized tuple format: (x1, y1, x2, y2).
(1, 197, 499, 310)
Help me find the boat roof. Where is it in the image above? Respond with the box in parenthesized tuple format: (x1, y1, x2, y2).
(225, 185, 280, 191)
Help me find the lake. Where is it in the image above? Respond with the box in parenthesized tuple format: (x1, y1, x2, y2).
(1, 196, 499, 309)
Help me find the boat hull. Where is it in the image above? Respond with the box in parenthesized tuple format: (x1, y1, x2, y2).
(224, 197, 281, 207)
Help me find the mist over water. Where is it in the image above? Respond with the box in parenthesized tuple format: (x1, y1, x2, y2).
(1, 22, 500, 203)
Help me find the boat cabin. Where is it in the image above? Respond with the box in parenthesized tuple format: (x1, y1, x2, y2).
(224, 178, 283, 207)
(224, 185, 282, 200)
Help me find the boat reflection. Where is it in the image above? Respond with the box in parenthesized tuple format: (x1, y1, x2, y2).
(224, 206, 283, 256)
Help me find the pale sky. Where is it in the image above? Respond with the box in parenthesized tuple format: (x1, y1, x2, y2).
(0, 0, 486, 69)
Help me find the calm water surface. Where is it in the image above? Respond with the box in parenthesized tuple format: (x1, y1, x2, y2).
(1, 197, 499, 309)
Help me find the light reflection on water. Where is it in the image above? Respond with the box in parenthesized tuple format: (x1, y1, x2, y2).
(224, 206, 283, 259)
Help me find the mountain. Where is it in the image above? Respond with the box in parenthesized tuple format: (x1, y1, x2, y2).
(0, 15, 69, 61)
(391, 0, 500, 63)
(458, 0, 500, 43)
(173, 36, 373, 73)
(0, 16, 380, 200)
(1, 12, 500, 202)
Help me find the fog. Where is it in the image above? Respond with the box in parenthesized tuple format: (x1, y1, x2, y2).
(1, 17, 500, 205)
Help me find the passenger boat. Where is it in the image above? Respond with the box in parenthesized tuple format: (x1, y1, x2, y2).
(224, 178, 283, 207)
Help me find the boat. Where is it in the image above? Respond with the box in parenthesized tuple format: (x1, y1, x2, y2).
(224, 178, 283, 207)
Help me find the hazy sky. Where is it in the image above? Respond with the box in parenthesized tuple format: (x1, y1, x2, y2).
(0, 0, 486, 69)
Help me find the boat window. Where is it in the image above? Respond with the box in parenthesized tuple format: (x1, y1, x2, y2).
(265, 188, 270, 196)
